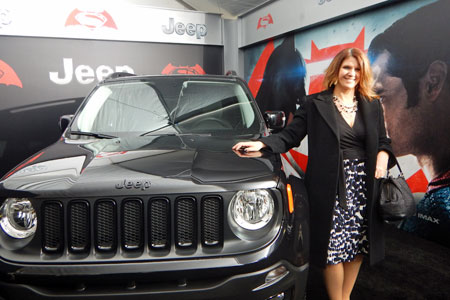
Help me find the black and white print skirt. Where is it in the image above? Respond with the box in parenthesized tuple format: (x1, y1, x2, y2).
(327, 158, 369, 265)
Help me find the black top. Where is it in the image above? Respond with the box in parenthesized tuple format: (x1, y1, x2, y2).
(335, 103, 366, 160)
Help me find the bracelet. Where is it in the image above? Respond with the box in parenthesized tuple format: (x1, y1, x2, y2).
(376, 167, 386, 171)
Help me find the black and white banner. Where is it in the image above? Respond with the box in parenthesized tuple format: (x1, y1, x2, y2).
(0, 0, 222, 45)
(0, 35, 223, 177)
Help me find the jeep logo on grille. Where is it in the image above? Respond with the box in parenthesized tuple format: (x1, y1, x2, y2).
(115, 179, 151, 190)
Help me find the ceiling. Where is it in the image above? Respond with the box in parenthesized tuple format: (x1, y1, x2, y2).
(178, 0, 275, 18)
(126, 0, 276, 19)
(123, 0, 277, 19)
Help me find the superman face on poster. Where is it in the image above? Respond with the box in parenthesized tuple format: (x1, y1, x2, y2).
(369, 0, 450, 247)
(245, 0, 450, 247)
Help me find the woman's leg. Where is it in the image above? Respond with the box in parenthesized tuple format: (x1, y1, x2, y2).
(323, 255, 363, 300)
(323, 262, 344, 300)
(324, 159, 367, 299)
(342, 255, 363, 300)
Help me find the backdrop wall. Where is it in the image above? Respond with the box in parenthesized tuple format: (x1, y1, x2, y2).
(0, 2, 223, 177)
(244, 0, 450, 247)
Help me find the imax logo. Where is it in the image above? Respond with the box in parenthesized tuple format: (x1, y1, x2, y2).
(162, 18, 207, 39)
(417, 213, 440, 224)
(49, 58, 134, 85)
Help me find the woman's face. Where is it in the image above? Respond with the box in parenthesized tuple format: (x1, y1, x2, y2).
(336, 56, 361, 91)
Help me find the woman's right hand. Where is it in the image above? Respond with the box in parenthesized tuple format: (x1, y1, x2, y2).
(232, 141, 266, 152)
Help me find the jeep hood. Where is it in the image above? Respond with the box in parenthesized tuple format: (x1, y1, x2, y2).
(1, 135, 281, 195)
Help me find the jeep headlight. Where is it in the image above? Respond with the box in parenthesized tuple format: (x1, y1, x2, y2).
(0, 198, 37, 239)
(230, 189, 274, 230)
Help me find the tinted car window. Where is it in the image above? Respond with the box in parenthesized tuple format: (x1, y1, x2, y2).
(172, 81, 258, 134)
(70, 78, 261, 137)
(73, 82, 170, 134)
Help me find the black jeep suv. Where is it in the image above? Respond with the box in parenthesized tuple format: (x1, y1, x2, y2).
(0, 74, 309, 300)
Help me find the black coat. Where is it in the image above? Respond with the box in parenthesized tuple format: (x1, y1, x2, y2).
(261, 89, 394, 268)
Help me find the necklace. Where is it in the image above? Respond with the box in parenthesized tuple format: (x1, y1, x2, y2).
(333, 95, 358, 115)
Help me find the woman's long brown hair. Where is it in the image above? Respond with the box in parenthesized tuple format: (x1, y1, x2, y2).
(323, 48, 378, 100)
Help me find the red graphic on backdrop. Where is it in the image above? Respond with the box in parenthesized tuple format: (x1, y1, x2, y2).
(305, 28, 366, 94)
(406, 169, 429, 194)
(0, 60, 23, 88)
(257, 14, 273, 29)
(65, 9, 117, 30)
(282, 151, 309, 172)
(161, 63, 205, 75)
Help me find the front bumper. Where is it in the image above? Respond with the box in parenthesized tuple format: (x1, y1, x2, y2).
(0, 260, 308, 300)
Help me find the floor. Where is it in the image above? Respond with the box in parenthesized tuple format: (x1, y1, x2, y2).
(305, 224, 450, 300)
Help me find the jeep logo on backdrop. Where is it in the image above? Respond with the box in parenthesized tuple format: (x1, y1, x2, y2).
(49, 58, 134, 85)
(318, 0, 333, 5)
(162, 18, 207, 39)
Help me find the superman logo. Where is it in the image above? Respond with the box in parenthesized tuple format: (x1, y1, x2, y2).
(257, 14, 273, 30)
(65, 9, 117, 30)
(161, 63, 205, 75)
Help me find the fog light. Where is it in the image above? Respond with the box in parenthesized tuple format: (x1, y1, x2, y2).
(266, 265, 289, 284)
(0, 198, 37, 239)
(253, 265, 290, 292)
(230, 189, 274, 230)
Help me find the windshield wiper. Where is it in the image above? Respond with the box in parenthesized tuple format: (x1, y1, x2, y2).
(140, 124, 174, 136)
(177, 133, 212, 136)
(69, 131, 117, 139)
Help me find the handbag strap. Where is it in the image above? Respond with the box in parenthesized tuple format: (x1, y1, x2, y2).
(387, 157, 405, 177)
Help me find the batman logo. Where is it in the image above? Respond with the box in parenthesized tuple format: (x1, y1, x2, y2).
(257, 14, 274, 29)
(0, 60, 23, 88)
(65, 9, 117, 30)
(161, 63, 205, 75)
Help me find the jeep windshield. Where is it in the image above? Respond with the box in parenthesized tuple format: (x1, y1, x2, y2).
(68, 77, 263, 138)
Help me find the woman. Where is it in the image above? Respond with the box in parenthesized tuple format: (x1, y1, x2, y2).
(233, 48, 394, 300)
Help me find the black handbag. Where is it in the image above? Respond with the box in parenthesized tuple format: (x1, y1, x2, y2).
(378, 161, 416, 222)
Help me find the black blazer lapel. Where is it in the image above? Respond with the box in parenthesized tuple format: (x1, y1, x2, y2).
(314, 90, 339, 140)
(359, 97, 377, 157)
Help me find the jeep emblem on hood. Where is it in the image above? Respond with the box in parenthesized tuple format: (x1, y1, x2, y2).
(115, 179, 151, 190)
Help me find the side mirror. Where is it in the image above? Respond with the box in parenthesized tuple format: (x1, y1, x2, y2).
(264, 111, 286, 131)
(59, 114, 74, 132)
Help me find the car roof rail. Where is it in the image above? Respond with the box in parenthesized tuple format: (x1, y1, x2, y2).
(104, 72, 137, 81)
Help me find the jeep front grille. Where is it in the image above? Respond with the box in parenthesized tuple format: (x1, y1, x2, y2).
(122, 199, 144, 250)
(68, 200, 90, 253)
(175, 197, 196, 247)
(41, 196, 223, 257)
(95, 200, 117, 252)
(202, 197, 223, 246)
(149, 198, 170, 249)
(42, 201, 64, 253)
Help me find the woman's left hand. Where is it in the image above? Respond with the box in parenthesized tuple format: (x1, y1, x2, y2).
(375, 150, 389, 179)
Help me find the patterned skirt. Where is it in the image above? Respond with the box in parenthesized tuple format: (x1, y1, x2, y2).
(327, 158, 369, 265)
